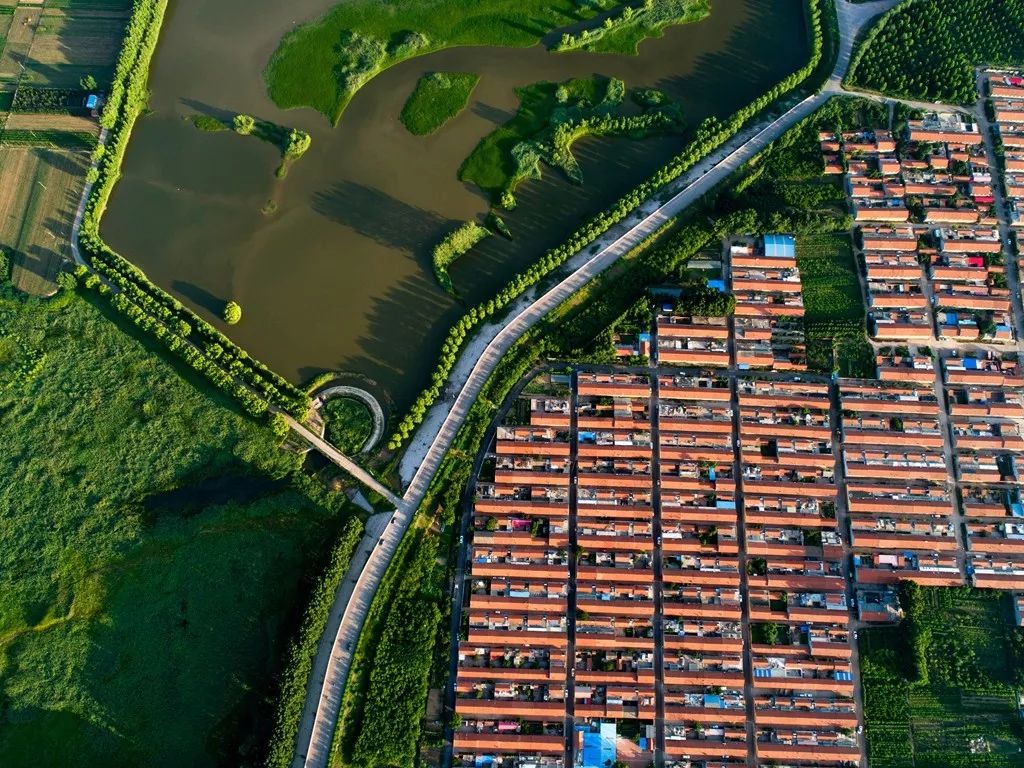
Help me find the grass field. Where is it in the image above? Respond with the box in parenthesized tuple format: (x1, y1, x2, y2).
(21, 8, 127, 87)
(459, 75, 682, 206)
(0, 285, 361, 767)
(323, 396, 374, 454)
(400, 71, 479, 136)
(0, 148, 85, 295)
(860, 587, 1024, 768)
(555, 0, 708, 54)
(265, 0, 703, 123)
(459, 77, 598, 198)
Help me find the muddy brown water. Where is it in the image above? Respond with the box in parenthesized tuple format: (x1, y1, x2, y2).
(103, 0, 807, 409)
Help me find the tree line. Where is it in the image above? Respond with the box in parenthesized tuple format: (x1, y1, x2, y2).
(263, 518, 364, 768)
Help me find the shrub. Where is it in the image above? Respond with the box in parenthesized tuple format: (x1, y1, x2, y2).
(222, 301, 242, 325)
(263, 519, 364, 768)
(431, 220, 491, 293)
(193, 115, 226, 131)
(284, 128, 311, 158)
(233, 113, 255, 134)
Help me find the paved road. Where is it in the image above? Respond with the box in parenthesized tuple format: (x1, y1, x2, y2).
(291, 3, 905, 765)
(289, 510, 393, 767)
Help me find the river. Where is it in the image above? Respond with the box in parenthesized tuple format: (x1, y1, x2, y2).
(103, 0, 807, 409)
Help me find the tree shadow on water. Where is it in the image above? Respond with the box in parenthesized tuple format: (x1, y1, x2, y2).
(172, 280, 225, 315)
(471, 101, 515, 126)
(311, 181, 457, 263)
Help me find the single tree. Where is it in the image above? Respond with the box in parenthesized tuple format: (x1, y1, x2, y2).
(80, 74, 97, 91)
(233, 114, 255, 135)
(223, 300, 242, 325)
(284, 128, 312, 158)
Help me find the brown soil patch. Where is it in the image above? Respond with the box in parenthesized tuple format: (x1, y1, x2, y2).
(5, 112, 98, 133)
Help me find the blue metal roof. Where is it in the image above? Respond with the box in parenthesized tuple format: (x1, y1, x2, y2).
(582, 724, 617, 768)
(763, 233, 796, 258)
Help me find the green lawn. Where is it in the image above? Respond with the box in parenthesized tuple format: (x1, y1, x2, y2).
(323, 396, 374, 454)
(860, 587, 1024, 768)
(400, 71, 479, 135)
(0, 285, 359, 767)
(264, 0, 705, 123)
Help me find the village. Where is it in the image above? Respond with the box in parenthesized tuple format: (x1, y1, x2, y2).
(447, 69, 1024, 768)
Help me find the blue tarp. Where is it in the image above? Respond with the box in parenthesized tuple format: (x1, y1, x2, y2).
(85, 94, 98, 109)
(945, 312, 959, 325)
(964, 358, 980, 370)
(703, 694, 723, 708)
(763, 233, 796, 258)
(835, 671, 852, 681)
(579, 431, 596, 443)
(639, 333, 651, 342)
(708, 467, 717, 482)
(474, 757, 494, 768)
(707, 279, 727, 292)
(582, 724, 617, 768)
(716, 500, 737, 509)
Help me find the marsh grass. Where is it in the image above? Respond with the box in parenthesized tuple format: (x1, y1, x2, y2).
(400, 71, 480, 135)
(0, 287, 358, 766)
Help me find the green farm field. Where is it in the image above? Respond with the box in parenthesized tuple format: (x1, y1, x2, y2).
(0, 285, 362, 767)
(860, 587, 1024, 768)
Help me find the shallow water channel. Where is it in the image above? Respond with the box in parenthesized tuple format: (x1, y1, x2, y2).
(103, 0, 807, 408)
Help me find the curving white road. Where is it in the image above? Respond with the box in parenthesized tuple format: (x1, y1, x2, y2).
(290, 2, 903, 767)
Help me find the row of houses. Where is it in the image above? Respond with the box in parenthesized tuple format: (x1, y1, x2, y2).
(731, 235, 808, 371)
(736, 379, 861, 766)
(824, 118, 1014, 342)
(840, 381, 961, 588)
(453, 369, 864, 767)
(940, 353, 1024, 590)
(985, 69, 1024, 227)
(657, 374, 748, 765)
(456, 388, 572, 767)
